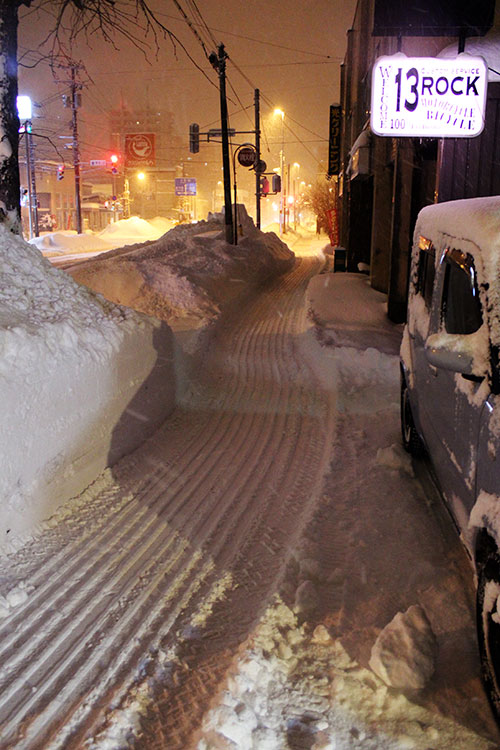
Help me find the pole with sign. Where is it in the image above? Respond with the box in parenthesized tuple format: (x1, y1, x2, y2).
(232, 143, 257, 244)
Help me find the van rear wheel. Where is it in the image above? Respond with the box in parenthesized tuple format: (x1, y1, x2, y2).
(477, 547, 500, 722)
(400, 377, 423, 456)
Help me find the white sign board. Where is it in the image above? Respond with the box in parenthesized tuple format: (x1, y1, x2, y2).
(371, 54, 487, 138)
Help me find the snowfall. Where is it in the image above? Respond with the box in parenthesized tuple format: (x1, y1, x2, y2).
(1, 208, 499, 749)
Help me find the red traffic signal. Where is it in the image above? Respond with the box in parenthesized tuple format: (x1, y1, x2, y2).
(57, 164, 65, 180)
(110, 153, 119, 174)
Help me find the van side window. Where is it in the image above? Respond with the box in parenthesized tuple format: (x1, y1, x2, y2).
(442, 250, 482, 335)
(416, 237, 435, 309)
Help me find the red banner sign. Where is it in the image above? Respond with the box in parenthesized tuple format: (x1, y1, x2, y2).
(124, 133, 156, 167)
(325, 208, 339, 247)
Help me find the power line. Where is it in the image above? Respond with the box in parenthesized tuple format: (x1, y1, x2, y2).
(171, 0, 210, 59)
(153, 9, 338, 60)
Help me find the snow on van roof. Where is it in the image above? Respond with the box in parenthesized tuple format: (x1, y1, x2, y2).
(417, 196, 500, 257)
(416, 196, 500, 345)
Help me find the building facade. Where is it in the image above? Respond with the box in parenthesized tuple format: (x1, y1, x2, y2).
(339, 0, 499, 321)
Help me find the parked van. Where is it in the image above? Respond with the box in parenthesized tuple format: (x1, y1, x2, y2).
(400, 195, 500, 719)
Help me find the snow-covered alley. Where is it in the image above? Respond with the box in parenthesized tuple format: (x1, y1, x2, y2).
(1, 231, 500, 749)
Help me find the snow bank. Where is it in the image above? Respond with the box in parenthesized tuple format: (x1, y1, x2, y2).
(29, 216, 176, 256)
(0, 208, 293, 551)
(0, 225, 176, 551)
(67, 206, 294, 332)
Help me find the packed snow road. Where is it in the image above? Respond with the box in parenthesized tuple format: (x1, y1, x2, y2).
(0, 251, 336, 748)
(1, 242, 499, 749)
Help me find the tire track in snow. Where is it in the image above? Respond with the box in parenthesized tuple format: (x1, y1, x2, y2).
(0, 256, 335, 748)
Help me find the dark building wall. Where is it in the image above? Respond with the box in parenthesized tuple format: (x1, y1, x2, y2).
(370, 137, 393, 292)
(339, 0, 466, 322)
(438, 82, 500, 201)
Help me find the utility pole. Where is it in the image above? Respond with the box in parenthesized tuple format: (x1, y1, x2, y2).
(254, 89, 261, 229)
(70, 66, 82, 234)
(28, 125, 39, 237)
(24, 122, 38, 238)
(209, 44, 234, 244)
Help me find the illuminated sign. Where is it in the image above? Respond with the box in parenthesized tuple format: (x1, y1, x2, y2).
(371, 54, 487, 137)
(328, 104, 341, 176)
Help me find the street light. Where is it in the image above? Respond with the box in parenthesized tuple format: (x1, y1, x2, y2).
(292, 163, 300, 230)
(17, 95, 38, 239)
(273, 108, 285, 234)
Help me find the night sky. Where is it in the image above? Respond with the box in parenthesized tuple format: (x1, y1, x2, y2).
(17, 0, 357, 184)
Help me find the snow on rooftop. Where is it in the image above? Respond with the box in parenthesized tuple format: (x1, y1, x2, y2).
(439, 32, 500, 82)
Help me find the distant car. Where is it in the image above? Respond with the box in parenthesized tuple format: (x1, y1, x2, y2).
(400, 196, 500, 721)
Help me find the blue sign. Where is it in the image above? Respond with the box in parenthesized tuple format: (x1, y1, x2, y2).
(175, 178, 197, 196)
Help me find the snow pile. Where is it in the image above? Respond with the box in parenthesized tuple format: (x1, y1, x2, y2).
(67, 206, 294, 330)
(0, 224, 176, 551)
(98, 215, 174, 242)
(30, 216, 176, 257)
(307, 272, 402, 355)
(198, 597, 487, 749)
(369, 605, 437, 691)
(30, 230, 113, 255)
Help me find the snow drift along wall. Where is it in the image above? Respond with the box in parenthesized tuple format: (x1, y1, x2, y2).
(0, 227, 176, 552)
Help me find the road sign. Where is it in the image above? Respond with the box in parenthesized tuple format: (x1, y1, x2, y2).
(175, 178, 197, 196)
(371, 54, 488, 137)
(237, 146, 256, 168)
(208, 128, 236, 138)
(90, 159, 107, 167)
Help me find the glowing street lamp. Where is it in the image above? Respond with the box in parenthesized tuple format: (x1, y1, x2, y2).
(17, 95, 32, 121)
(273, 108, 286, 234)
(17, 95, 38, 238)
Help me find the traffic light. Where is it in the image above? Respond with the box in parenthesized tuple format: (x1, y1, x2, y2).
(260, 176, 270, 196)
(110, 154, 119, 174)
(57, 164, 65, 180)
(189, 123, 200, 154)
(272, 174, 281, 193)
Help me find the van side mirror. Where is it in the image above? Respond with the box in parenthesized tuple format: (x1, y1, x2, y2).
(424, 331, 485, 379)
